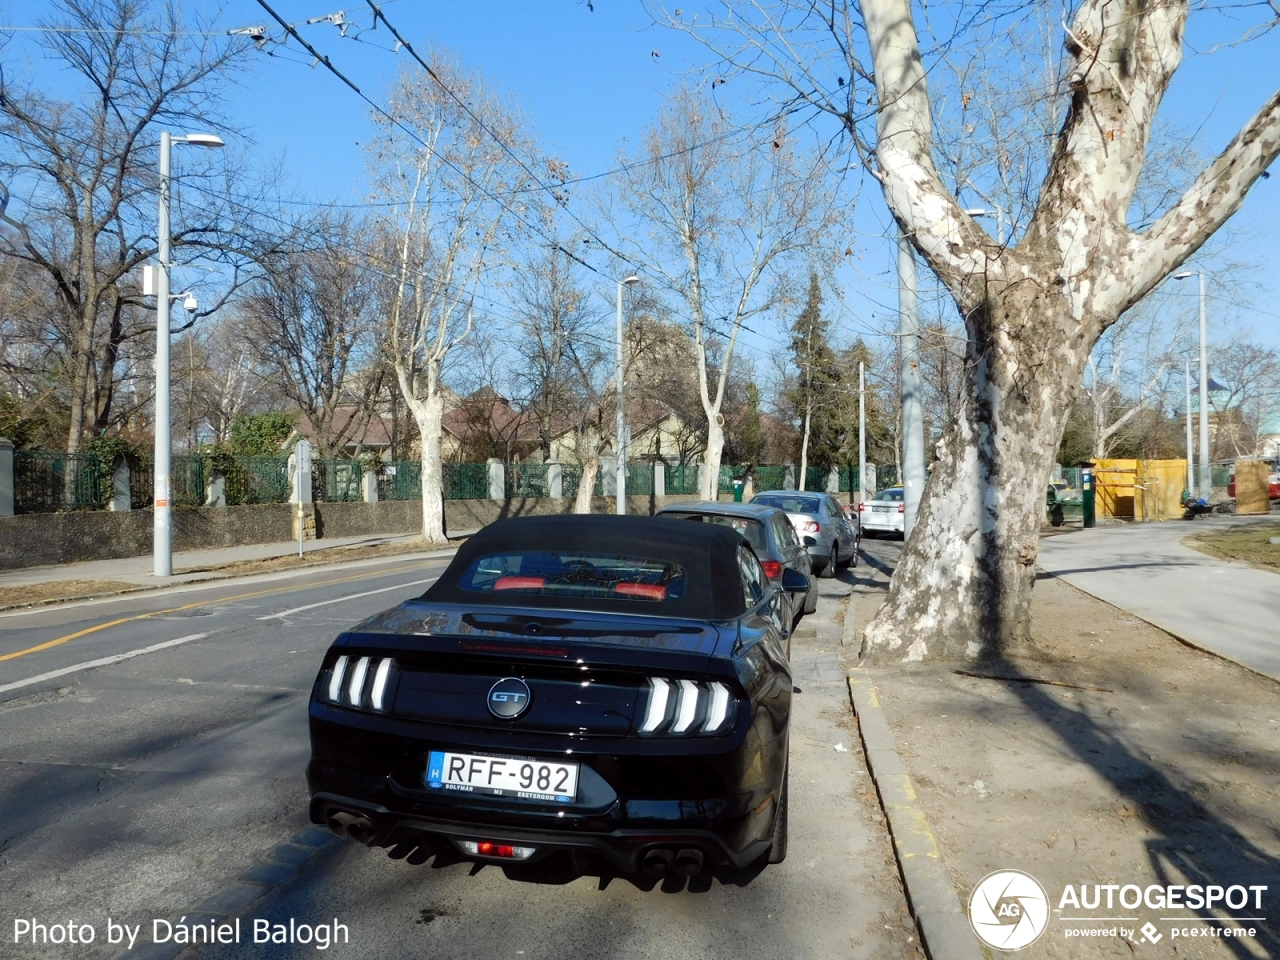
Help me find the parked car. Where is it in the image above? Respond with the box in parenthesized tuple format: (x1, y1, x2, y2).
(1227, 469, 1280, 499)
(307, 515, 801, 877)
(859, 487, 906, 538)
(655, 500, 817, 623)
(749, 490, 859, 579)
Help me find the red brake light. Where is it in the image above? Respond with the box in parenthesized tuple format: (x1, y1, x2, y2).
(898, 503, 905, 513)
(493, 576, 545, 591)
(761, 560, 783, 580)
(858, 502, 866, 512)
(802, 521, 820, 533)
(476, 842, 517, 858)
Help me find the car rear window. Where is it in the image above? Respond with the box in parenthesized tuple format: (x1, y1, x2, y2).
(661, 512, 767, 552)
(458, 551, 688, 603)
(753, 495, 822, 513)
(874, 489, 904, 501)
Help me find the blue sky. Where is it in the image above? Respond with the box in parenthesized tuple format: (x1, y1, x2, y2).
(4, 0, 1278, 364)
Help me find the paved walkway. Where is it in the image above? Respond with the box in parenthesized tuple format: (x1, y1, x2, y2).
(1037, 516, 1280, 683)
(0, 532, 436, 589)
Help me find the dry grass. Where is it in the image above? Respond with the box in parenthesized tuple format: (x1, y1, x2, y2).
(0, 579, 144, 610)
(1184, 520, 1280, 573)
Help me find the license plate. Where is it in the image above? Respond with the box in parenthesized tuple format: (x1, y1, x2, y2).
(426, 750, 579, 803)
(872, 505, 891, 512)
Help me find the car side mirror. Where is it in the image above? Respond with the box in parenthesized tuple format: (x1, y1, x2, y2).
(781, 567, 809, 593)
(802, 535, 817, 547)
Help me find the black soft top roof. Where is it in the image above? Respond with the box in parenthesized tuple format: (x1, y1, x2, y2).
(423, 514, 748, 620)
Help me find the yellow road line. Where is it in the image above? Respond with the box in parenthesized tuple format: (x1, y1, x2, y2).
(0, 564, 435, 664)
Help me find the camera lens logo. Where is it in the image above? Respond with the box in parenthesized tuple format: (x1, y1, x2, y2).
(487, 678, 532, 719)
(968, 870, 1049, 951)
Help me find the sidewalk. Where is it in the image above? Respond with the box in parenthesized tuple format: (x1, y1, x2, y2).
(0, 532, 437, 590)
(1037, 516, 1280, 682)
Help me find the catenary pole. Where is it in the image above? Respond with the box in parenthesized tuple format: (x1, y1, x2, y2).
(154, 132, 173, 578)
(1198, 272, 1210, 498)
(1185, 359, 1195, 497)
(858, 360, 866, 507)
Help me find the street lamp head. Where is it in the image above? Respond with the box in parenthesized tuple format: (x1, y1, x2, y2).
(621, 275, 640, 286)
(963, 208, 989, 216)
(177, 133, 225, 148)
(1172, 270, 1194, 280)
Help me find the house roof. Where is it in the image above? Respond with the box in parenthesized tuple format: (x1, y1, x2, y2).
(441, 389, 541, 444)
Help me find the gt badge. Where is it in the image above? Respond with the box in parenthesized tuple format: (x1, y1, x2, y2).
(487, 677, 532, 719)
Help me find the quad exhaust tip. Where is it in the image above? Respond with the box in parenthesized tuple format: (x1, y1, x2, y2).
(641, 848, 674, 877)
(672, 848, 704, 876)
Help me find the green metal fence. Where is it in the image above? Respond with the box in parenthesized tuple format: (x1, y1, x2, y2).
(628, 462, 655, 496)
(666, 463, 700, 496)
(506, 462, 548, 499)
(752, 465, 788, 491)
(14, 452, 107, 513)
(312, 459, 364, 503)
(377, 461, 420, 501)
(444, 462, 489, 500)
(1211, 463, 1233, 488)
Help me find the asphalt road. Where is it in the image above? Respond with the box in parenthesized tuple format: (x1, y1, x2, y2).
(0, 549, 913, 960)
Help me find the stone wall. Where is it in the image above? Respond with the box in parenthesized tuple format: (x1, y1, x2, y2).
(0, 494, 706, 570)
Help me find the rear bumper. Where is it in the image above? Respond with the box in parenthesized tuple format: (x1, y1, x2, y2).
(309, 791, 771, 871)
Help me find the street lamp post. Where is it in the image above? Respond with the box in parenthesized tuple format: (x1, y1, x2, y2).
(1185, 360, 1195, 497)
(154, 131, 223, 577)
(1174, 270, 1210, 498)
(615, 275, 640, 516)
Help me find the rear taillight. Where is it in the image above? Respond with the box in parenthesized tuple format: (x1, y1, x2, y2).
(802, 521, 820, 533)
(638, 678, 735, 736)
(459, 840, 536, 860)
(897, 503, 905, 514)
(761, 560, 782, 580)
(322, 655, 398, 714)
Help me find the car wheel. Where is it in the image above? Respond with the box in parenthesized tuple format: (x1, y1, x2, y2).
(819, 543, 837, 578)
(766, 760, 788, 864)
(802, 581, 818, 615)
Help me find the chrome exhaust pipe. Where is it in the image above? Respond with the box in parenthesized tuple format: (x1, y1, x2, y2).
(345, 817, 377, 845)
(326, 812, 360, 837)
(641, 848, 674, 877)
(672, 848, 704, 877)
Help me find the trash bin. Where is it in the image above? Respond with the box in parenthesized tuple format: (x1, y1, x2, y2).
(732, 477, 745, 503)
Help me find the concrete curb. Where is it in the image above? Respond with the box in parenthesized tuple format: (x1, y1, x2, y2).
(848, 669, 984, 960)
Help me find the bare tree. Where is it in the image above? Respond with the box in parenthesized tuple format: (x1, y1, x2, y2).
(239, 214, 381, 457)
(660, 0, 1280, 661)
(0, 0, 262, 452)
(368, 52, 539, 542)
(602, 87, 837, 499)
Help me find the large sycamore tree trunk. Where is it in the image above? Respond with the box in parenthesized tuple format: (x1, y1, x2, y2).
(860, 0, 1279, 661)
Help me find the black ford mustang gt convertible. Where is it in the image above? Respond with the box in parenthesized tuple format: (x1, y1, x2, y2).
(306, 514, 805, 877)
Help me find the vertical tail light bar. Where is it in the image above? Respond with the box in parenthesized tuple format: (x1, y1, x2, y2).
(639, 677, 671, 733)
(327, 656, 349, 703)
(671, 679, 700, 733)
(347, 656, 370, 708)
(370, 658, 395, 712)
(703, 682, 731, 733)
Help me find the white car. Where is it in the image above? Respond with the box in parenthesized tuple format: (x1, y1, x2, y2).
(858, 487, 905, 538)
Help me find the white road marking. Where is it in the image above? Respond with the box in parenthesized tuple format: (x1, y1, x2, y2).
(255, 578, 437, 621)
(0, 633, 209, 695)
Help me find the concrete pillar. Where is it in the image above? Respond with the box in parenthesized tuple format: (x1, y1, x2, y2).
(783, 464, 796, 490)
(826, 466, 840, 495)
(653, 461, 665, 498)
(863, 463, 878, 498)
(0, 438, 12, 517)
(487, 458, 505, 501)
(547, 461, 563, 499)
(205, 474, 226, 508)
(362, 469, 379, 503)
